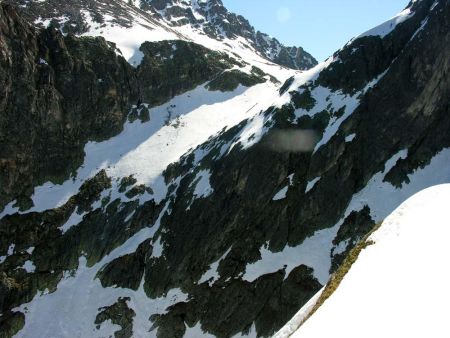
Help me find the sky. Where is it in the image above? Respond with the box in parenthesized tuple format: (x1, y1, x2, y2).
(221, 0, 410, 61)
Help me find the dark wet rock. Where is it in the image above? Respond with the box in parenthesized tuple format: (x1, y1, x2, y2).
(291, 87, 316, 111)
(0, 3, 138, 210)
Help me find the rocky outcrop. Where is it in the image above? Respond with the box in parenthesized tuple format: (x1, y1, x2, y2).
(0, 3, 137, 210)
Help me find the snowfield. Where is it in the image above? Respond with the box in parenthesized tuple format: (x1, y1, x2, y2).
(278, 184, 450, 338)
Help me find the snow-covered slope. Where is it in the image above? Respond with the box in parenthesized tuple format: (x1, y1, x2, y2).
(283, 184, 450, 338)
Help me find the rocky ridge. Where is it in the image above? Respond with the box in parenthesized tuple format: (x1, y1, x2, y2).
(5, 0, 318, 70)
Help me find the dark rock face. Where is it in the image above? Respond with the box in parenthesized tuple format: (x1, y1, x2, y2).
(0, 3, 138, 210)
(0, 0, 449, 338)
(150, 266, 321, 338)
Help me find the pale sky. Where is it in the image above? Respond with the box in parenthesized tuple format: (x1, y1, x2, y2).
(222, 0, 410, 61)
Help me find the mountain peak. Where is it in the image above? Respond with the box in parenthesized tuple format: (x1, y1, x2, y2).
(140, 0, 318, 69)
(9, 0, 317, 70)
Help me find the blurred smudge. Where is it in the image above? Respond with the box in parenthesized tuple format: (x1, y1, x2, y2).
(264, 129, 319, 153)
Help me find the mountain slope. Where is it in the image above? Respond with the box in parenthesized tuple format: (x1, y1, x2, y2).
(6, 0, 318, 70)
(282, 184, 450, 338)
(0, 0, 449, 337)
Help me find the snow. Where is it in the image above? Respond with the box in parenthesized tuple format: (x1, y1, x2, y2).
(80, 10, 179, 66)
(345, 133, 356, 143)
(332, 239, 350, 256)
(358, 6, 415, 39)
(312, 91, 360, 153)
(272, 186, 288, 201)
(305, 177, 321, 193)
(192, 169, 214, 199)
(1, 243, 16, 263)
(184, 322, 216, 338)
(7, 243, 15, 255)
(242, 225, 339, 285)
(198, 248, 232, 285)
(60, 209, 87, 234)
(22, 260, 36, 273)
(292, 184, 450, 338)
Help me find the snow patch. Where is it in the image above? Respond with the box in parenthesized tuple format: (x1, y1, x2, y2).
(305, 177, 321, 193)
(273, 186, 288, 201)
(192, 169, 214, 199)
(198, 248, 232, 285)
(242, 225, 339, 285)
(358, 6, 415, 39)
(22, 260, 36, 273)
(345, 133, 356, 143)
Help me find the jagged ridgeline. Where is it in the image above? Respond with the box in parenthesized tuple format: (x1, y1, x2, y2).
(4, 0, 318, 70)
(0, 0, 449, 337)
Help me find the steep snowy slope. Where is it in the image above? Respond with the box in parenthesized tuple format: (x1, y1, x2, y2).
(281, 184, 450, 338)
(0, 0, 449, 337)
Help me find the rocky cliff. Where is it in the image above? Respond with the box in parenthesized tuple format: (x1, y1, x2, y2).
(0, 0, 449, 337)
